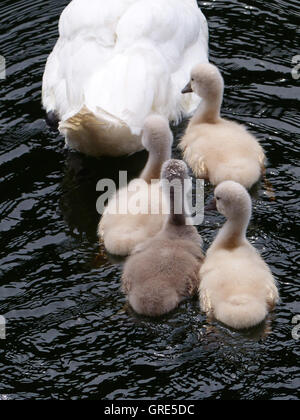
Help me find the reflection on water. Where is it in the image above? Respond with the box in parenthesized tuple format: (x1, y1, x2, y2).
(0, 0, 299, 400)
(60, 149, 148, 240)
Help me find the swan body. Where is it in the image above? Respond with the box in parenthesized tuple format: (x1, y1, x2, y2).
(42, 0, 209, 157)
(122, 160, 204, 317)
(199, 181, 279, 329)
(98, 115, 172, 256)
(180, 63, 265, 189)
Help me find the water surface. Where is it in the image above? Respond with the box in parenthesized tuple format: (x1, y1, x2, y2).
(0, 0, 299, 400)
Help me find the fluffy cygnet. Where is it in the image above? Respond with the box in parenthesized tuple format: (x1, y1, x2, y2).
(122, 159, 204, 317)
(180, 63, 266, 189)
(199, 180, 279, 329)
(98, 115, 173, 256)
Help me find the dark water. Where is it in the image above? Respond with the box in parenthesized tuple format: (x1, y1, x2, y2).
(0, 0, 299, 400)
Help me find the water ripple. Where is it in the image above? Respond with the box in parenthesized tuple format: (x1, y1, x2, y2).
(0, 0, 299, 400)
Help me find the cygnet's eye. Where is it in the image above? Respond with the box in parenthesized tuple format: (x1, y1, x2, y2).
(191, 78, 194, 82)
(216, 196, 221, 201)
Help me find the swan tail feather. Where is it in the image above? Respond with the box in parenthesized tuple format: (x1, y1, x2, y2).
(212, 161, 261, 189)
(215, 295, 268, 330)
(128, 285, 179, 317)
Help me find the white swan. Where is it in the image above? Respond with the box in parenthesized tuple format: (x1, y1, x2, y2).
(199, 181, 279, 330)
(42, 0, 209, 157)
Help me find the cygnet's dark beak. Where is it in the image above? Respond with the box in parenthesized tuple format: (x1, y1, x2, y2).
(182, 81, 193, 94)
(205, 198, 217, 212)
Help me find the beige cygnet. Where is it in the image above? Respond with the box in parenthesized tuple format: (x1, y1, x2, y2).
(180, 63, 266, 189)
(98, 115, 173, 256)
(122, 159, 204, 317)
(199, 181, 279, 330)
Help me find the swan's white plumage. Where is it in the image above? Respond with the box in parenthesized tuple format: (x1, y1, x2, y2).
(42, 0, 208, 156)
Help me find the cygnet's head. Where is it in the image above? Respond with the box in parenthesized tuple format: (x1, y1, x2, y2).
(161, 159, 189, 184)
(182, 63, 224, 99)
(142, 115, 173, 155)
(214, 181, 252, 220)
(161, 160, 190, 224)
